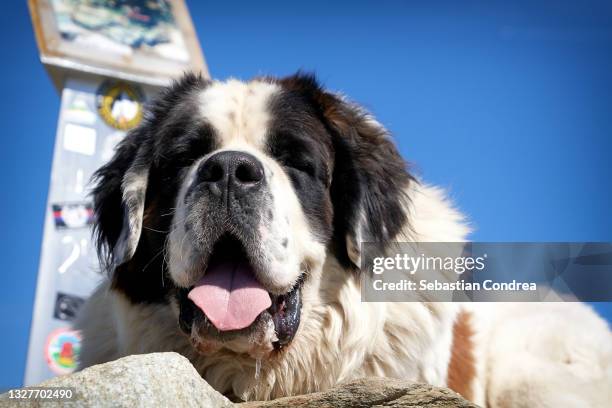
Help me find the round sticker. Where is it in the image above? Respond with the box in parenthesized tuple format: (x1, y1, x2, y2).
(45, 328, 81, 375)
(96, 81, 144, 130)
(59, 204, 91, 228)
(101, 132, 125, 162)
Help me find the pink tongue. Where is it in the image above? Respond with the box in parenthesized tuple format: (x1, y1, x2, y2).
(188, 261, 271, 331)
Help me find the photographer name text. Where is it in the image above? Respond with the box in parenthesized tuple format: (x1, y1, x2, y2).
(372, 279, 537, 292)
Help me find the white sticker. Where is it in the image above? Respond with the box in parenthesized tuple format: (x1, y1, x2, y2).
(63, 97, 97, 125)
(63, 123, 96, 156)
(101, 132, 124, 162)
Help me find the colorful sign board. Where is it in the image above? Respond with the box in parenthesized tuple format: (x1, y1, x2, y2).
(24, 78, 158, 385)
(26, 0, 209, 386)
(29, 0, 208, 89)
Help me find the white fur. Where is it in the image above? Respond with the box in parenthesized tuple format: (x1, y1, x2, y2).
(168, 79, 325, 295)
(199, 79, 278, 150)
(77, 79, 612, 406)
(77, 181, 612, 405)
(468, 302, 612, 407)
(166, 158, 203, 288)
(113, 169, 149, 264)
(78, 183, 463, 400)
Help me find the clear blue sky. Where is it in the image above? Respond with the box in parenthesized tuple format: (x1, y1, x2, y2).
(1, 0, 611, 389)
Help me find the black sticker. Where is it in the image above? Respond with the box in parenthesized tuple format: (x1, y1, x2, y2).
(54, 292, 85, 322)
(52, 202, 94, 229)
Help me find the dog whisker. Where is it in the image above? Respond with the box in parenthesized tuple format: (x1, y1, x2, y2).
(141, 247, 166, 272)
(143, 226, 170, 233)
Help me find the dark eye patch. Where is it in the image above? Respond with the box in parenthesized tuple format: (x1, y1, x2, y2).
(280, 153, 317, 178)
(265, 88, 334, 243)
(155, 123, 216, 171)
(268, 132, 328, 184)
(148, 120, 217, 203)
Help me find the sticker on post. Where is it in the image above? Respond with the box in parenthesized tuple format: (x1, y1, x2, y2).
(54, 293, 85, 322)
(52, 202, 94, 229)
(97, 81, 144, 130)
(101, 131, 124, 162)
(63, 96, 97, 125)
(63, 123, 96, 156)
(45, 328, 81, 375)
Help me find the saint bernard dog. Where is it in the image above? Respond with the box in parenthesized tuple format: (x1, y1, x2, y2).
(76, 73, 612, 406)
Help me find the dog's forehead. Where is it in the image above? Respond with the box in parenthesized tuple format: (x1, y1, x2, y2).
(198, 79, 280, 150)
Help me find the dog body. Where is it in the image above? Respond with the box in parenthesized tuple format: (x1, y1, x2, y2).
(76, 74, 612, 406)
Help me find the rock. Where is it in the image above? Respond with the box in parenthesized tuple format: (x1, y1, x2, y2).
(0, 354, 477, 408)
(238, 377, 479, 408)
(0, 352, 233, 408)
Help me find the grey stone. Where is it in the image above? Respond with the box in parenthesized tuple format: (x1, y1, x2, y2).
(1, 354, 478, 408)
(238, 377, 479, 408)
(0, 352, 233, 408)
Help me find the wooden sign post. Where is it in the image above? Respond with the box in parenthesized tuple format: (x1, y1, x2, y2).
(25, 0, 208, 385)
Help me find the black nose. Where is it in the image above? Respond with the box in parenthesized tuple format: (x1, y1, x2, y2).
(198, 150, 264, 192)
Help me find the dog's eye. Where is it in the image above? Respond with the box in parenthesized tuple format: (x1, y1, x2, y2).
(287, 160, 316, 178)
(268, 135, 321, 180)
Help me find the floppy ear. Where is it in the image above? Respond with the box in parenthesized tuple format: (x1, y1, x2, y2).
(92, 72, 206, 272)
(279, 74, 413, 269)
(327, 97, 413, 268)
(91, 127, 151, 269)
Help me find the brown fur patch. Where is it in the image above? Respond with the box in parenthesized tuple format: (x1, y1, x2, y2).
(447, 310, 476, 401)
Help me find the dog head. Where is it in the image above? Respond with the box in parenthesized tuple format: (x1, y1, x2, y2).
(92, 73, 412, 359)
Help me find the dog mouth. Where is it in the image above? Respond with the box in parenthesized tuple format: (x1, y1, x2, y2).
(178, 234, 302, 351)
